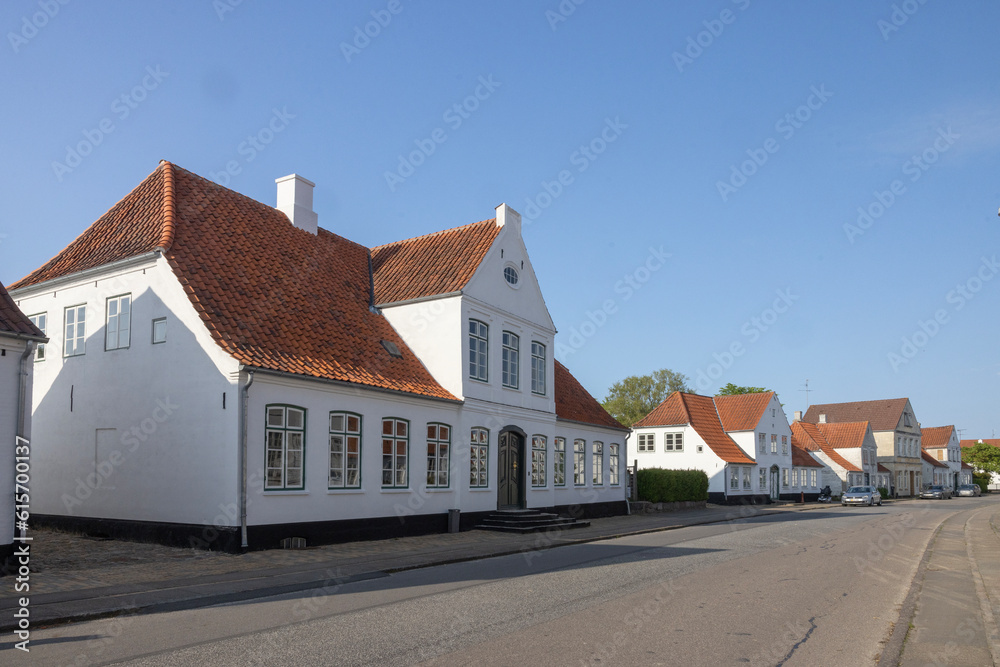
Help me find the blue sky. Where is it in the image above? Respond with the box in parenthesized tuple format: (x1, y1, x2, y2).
(2, 1, 998, 437)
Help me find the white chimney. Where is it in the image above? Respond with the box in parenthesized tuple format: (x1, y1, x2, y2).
(793, 410, 802, 423)
(819, 413, 827, 424)
(495, 203, 521, 236)
(276, 174, 318, 235)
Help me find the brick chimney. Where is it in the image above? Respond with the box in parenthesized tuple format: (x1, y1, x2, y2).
(276, 174, 318, 235)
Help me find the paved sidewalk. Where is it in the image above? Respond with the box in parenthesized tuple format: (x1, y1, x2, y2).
(1, 501, 833, 631)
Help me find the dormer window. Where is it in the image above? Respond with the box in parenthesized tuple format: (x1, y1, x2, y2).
(503, 265, 519, 287)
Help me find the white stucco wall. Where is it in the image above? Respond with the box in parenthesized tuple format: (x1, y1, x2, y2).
(11, 256, 241, 524)
(628, 425, 754, 496)
(0, 335, 31, 550)
(380, 295, 464, 399)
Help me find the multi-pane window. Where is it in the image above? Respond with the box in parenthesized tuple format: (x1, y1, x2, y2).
(28, 313, 46, 360)
(265, 405, 305, 490)
(759, 467, 767, 489)
(152, 317, 167, 344)
(810, 470, 817, 487)
(664, 433, 683, 452)
(329, 412, 361, 489)
(468, 319, 488, 381)
(106, 294, 131, 350)
(531, 435, 547, 487)
(637, 433, 655, 452)
(573, 439, 586, 486)
(593, 441, 604, 486)
(502, 331, 519, 389)
(782, 468, 789, 487)
(470, 427, 489, 488)
(792, 469, 799, 487)
(64, 304, 86, 356)
(781, 435, 788, 455)
(758, 432, 766, 454)
(531, 342, 546, 394)
(743, 467, 751, 490)
(609, 444, 620, 485)
(426, 423, 450, 488)
(554, 437, 566, 486)
(382, 418, 409, 488)
(770, 435, 777, 454)
(730, 468, 740, 489)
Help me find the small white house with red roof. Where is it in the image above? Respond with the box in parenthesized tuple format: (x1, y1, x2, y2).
(790, 421, 864, 494)
(920, 450, 950, 488)
(0, 281, 47, 570)
(714, 391, 794, 502)
(629, 391, 758, 503)
(921, 426, 961, 490)
(9, 162, 627, 551)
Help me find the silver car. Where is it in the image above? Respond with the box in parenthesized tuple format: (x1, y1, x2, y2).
(842, 485, 882, 507)
(956, 484, 982, 497)
(920, 485, 952, 500)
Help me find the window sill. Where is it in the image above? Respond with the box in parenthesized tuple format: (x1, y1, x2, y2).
(423, 487, 454, 493)
(263, 490, 309, 496)
(468, 487, 493, 492)
(327, 488, 365, 494)
(379, 488, 413, 493)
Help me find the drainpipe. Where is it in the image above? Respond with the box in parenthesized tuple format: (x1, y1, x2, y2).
(239, 369, 255, 550)
(15, 343, 35, 542)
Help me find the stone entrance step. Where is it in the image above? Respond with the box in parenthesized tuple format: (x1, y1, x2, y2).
(476, 509, 590, 534)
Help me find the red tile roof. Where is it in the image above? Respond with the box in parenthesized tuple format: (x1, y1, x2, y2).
(634, 392, 754, 465)
(790, 422, 860, 472)
(960, 439, 1000, 448)
(920, 450, 948, 468)
(714, 392, 775, 431)
(0, 281, 45, 339)
(371, 220, 501, 305)
(802, 398, 910, 432)
(13, 162, 456, 401)
(791, 443, 823, 468)
(554, 360, 626, 430)
(877, 463, 891, 473)
(921, 426, 955, 449)
(815, 421, 870, 449)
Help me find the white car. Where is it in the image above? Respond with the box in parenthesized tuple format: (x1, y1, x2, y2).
(842, 485, 882, 507)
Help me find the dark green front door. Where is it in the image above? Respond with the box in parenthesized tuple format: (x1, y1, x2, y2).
(498, 431, 524, 509)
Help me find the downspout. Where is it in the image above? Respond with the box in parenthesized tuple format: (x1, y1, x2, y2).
(239, 369, 255, 550)
(15, 343, 35, 542)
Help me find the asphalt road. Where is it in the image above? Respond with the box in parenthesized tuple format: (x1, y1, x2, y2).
(17, 496, 998, 666)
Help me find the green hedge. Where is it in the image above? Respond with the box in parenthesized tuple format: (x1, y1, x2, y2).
(877, 487, 890, 499)
(973, 473, 991, 494)
(636, 468, 709, 503)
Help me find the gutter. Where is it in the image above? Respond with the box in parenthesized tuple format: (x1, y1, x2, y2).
(8, 251, 161, 298)
(239, 369, 255, 549)
(15, 342, 35, 543)
(247, 366, 462, 405)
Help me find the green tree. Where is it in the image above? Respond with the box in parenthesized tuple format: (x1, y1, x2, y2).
(716, 383, 771, 396)
(962, 441, 1000, 475)
(602, 369, 692, 426)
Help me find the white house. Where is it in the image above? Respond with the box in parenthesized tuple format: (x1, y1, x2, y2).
(814, 421, 879, 488)
(803, 398, 922, 496)
(0, 281, 46, 571)
(920, 450, 950, 488)
(714, 391, 797, 502)
(920, 426, 961, 490)
(629, 391, 757, 504)
(790, 421, 866, 494)
(9, 161, 628, 551)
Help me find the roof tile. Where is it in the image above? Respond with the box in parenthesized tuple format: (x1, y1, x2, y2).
(554, 360, 625, 430)
(635, 392, 754, 465)
(714, 392, 775, 431)
(802, 398, 909, 432)
(921, 426, 954, 448)
(0, 281, 45, 339)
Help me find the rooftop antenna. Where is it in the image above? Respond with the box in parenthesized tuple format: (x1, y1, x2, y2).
(956, 428, 966, 440)
(799, 379, 812, 408)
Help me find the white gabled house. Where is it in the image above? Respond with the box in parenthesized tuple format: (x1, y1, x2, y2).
(0, 281, 46, 571)
(628, 392, 757, 504)
(715, 391, 796, 502)
(920, 426, 962, 490)
(790, 421, 869, 494)
(920, 450, 950, 489)
(9, 161, 628, 551)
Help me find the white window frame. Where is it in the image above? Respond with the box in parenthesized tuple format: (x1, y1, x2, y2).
(759, 467, 767, 490)
(758, 432, 766, 454)
(554, 437, 566, 486)
(531, 435, 547, 488)
(64, 304, 87, 357)
(730, 467, 740, 489)
(782, 468, 789, 488)
(637, 433, 655, 452)
(810, 469, 817, 487)
(501, 331, 519, 389)
(664, 432, 683, 452)
(28, 313, 46, 361)
(151, 317, 167, 344)
(770, 434, 777, 454)
(105, 294, 131, 351)
(573, 439, 586, 486)
(609, 444, 620, 486)
(382, 417, 409, 489)
(530, 341, 546, 395)
(426, 423, 451, 488)
(329, 412, 362, 489)
(743, 467, 751, 490)
(265, 405, 305, 491)
(470, 427, 489, 488)
(593, 441, 604, 486)
(468, 319, 488, 382)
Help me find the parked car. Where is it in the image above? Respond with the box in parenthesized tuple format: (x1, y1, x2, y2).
(919, 485, 952, 500)
(956, 484, 982, 497)
(842, 486, 882, 507)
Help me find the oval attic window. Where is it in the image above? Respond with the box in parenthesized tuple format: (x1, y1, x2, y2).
(504, 265, 519, 286)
